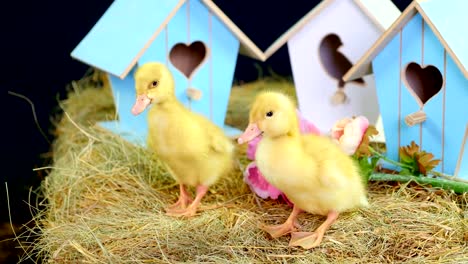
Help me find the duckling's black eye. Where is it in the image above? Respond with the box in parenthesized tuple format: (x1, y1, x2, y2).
(150, 81, 159, 88)
(266, 111, 273, 117)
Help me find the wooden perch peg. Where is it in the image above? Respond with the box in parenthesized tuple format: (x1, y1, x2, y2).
(186, 87, 202, 101)
(330, 89, 348, 105)
(405, 110, 427, 126)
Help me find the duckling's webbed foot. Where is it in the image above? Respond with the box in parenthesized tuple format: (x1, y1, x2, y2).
(166, 184, 193, 210)
(165, 206, 197, 217)
(289, 210, 339, 249)
(261, 205, 302, 238)
(166, 185, 208, 218)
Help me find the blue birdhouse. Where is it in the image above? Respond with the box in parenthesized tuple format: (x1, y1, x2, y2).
(344, 0, 468, 180)
(71, 0, 265, 146)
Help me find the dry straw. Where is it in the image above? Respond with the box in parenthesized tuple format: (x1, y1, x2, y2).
(14, 70, 468, 263)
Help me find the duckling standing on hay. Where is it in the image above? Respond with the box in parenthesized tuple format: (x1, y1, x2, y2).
(131, 62, 235, 217)
(237, 91, 369, 249)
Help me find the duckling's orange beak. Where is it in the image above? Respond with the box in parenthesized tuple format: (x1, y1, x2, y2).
(131, 94, 151, 115)
(237, 123, 262, 144)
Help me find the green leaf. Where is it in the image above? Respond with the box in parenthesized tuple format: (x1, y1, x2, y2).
(400, 153, 414, 164)
(370, 173, 468, 194)
(399, 168, 412, 176)
(370, 156, 380, 168)
(355, 156, 379, 184)
(397, 141, 442, 176)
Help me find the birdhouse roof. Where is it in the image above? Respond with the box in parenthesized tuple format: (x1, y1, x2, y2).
(262, 0, 401, 59)
(71, 0, 265, 79)
(344, 0, 468, 81)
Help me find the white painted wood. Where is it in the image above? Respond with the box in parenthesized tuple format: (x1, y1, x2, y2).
(355, 0, 401, 30)
(287, 0, 382, 136)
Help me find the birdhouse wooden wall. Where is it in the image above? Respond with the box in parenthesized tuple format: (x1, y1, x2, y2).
(286, 0, 382, 134)
(138, 0, 240, 133)
(96, 0, 241, 145)
(372, 13, 468, 179)
(103, 66, 148, 144)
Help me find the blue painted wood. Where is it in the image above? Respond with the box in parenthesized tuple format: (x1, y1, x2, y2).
(93, 0, 240, 146)
(107, 70, 139, 125)
(368, 4, 468, 178)
(210, 11, 240, 128)
(99, 120, 147, 146)
(162, 0, 239, 130)
(187, 0, 211, 118)
(457, 125, 468, 179)
(418, 0, 468, 73)
(372, 31, 401, 163)
(167, 1, 191, 108)
(98, 70, 148, 146)
(400, 14, 423, 153)
(444, 54, 468, 178)
(421, 20, 444, 172)
(139, 26, 169, 66)
(223, 125, 242, 138)
(71, 0, 183, 78)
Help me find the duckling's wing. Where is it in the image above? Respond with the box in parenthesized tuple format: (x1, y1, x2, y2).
(208, 129, 234, 154)
(301, 135, 349, 189)
(198, 117, 234, 154)
(300, 134, 334, 159)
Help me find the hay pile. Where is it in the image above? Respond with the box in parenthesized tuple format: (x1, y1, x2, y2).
(22, 72, 467, 263)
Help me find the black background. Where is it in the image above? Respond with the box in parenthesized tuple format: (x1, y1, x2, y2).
(2, 0, 411, 262)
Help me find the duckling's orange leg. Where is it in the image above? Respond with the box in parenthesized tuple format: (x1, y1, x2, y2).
(261, 205, 302, 238)
(289, 210, 339, 249)
(166, 184, 193, 211)
(166, 185, 208, 217)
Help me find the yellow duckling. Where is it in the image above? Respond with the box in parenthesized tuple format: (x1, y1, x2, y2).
(237, 91, 368, 249)
(131, 62, 235, 217)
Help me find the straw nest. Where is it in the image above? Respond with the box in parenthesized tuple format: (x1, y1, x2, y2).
(20, 70, 467, 263)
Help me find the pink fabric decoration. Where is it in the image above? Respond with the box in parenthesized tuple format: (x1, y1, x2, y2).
(330, 116, 369, 155)
(296, 109, 322, 135)
(246, 136, 261, 160)
(243, 110, 320, 205)
(243, 162, 282, 199)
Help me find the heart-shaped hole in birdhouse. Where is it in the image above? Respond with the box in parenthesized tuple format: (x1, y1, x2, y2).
(403, 62, 443, 107)
(169, 41, 207, 79)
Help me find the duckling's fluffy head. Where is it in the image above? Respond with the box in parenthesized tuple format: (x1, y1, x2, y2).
(135, 62, 176, 102)
(131, 62, 175, 115)
(242, 91, 299, 141)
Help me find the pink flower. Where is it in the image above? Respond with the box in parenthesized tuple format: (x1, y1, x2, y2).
(331, 116, 369, 155)
(243, 110, 320, 206)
